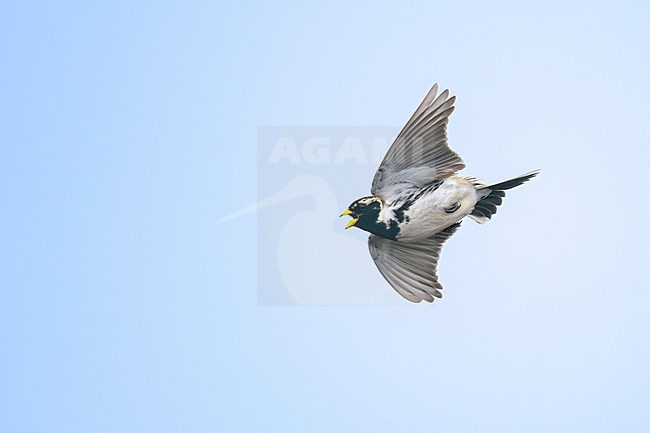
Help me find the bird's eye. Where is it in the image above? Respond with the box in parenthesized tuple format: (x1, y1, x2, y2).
(357, 203, 367, 210)
(445, 202, 460, 213)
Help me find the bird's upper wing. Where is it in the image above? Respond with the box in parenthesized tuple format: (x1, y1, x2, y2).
(368, 223, 460, 303)
(371, 84, 465, 202)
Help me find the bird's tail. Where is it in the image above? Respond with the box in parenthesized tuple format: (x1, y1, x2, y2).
(468, 170, 540, 224)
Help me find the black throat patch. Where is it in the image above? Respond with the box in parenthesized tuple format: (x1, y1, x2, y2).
(354, 201, 400, 240)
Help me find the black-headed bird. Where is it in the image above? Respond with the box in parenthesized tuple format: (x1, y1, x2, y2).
(341, 84, 539, 303)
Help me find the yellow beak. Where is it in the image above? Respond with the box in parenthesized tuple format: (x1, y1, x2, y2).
(345, 218, 359, 229)
(340, 209, 357, 229)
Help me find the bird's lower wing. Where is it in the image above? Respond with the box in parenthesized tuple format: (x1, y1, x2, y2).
(368, 223, 460, 303)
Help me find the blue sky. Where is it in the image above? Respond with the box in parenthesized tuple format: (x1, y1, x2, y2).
(1, 1, 649, 432)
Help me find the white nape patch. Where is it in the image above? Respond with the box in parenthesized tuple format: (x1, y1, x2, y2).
(378, 202, 395, 226)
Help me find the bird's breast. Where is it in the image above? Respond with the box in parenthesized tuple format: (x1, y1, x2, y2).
(395, 177, 478, 240)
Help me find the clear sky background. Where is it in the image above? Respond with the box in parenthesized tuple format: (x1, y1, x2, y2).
(2, 1, 650, 432)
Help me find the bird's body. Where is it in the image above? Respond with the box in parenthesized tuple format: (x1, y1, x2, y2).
(341, 83, 539, 303)
(378, 176, 478, 240)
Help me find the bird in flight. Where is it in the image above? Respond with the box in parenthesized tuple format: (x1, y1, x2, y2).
(341, 83, 539, 303)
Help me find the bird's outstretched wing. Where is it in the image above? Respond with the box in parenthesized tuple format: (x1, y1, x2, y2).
(371, 84, 465, 202)
(368, 223, 460, 303)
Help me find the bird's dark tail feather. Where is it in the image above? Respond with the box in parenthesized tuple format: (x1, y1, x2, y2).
(469, 170, 539, 224)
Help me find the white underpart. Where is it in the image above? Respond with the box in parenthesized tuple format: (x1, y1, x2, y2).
(394, 176, 478, 240)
